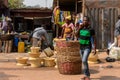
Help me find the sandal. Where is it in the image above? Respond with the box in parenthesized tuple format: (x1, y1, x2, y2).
(84, 77, 91, 80)
(81, 76, 90, 80)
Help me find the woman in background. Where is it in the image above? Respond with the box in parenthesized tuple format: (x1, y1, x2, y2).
(61, 16, 74, 40)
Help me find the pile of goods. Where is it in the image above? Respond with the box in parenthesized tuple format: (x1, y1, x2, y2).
(55, 39, 82, 74)
(16, 46, 56, 68)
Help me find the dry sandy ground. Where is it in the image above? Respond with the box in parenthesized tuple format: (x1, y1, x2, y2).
(0, 52, 120, 80)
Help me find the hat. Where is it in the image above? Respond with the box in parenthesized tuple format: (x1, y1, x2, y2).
(5, 17, 12, 21)
(7, 17, 12, 21)
(65, 16, 71, 20)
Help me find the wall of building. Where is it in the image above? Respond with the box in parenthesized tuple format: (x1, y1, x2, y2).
(85, 0, 120, 49)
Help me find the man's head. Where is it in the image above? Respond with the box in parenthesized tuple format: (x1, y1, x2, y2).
(83, 16, 90, 27)
(118, 15, 120, 19)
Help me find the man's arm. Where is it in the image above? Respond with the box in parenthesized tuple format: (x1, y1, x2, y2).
(43, 32, 50, 46)
(92, 35, 96, 55)
(90, 28, 96, 55)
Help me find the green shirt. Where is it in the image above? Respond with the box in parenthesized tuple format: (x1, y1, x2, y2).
(79, 27, 95, 48)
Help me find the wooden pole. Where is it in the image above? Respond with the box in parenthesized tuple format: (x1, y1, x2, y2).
(0, 40, 2, 52)
(4, 0, 8, 7)
(56, 0, 59, 38)
(82, 0, 86, 17)
(75, 0, 78, 13)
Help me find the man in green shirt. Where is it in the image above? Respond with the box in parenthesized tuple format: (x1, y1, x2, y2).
(79, 16, 96, 80)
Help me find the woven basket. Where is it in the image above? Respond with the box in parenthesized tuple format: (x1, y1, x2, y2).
(57, 61, 82, 74)
(0, 34, 14, 41)
(29, 57, 41, 68)
(43, 47, 54, 57)
(56, 40, 82, 74)
(44, 57, 56, 67)
(16, 57, 28, 64)
(30, 47, 40, 54)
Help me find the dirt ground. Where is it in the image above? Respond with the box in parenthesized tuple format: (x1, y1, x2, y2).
(0, 52, 120, 80)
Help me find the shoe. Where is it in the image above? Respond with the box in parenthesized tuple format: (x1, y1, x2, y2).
(81, 76, 90, 80)
(84, 76, 90, 80)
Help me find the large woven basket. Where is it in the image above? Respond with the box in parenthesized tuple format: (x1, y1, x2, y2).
(0, 34, 14, 41)
(57, 61, 82, 74)
(56, 39, 82, 74)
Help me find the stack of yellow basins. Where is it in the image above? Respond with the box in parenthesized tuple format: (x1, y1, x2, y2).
(28, 47, 41, 68)
(55, 39, 82, 74)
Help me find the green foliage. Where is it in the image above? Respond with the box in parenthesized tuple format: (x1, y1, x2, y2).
(8, 0, 25, 8)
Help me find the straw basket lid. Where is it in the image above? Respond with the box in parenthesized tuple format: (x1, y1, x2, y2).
(43, 47, 54, 57)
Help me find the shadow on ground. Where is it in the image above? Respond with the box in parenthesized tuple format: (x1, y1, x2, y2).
(90, 76, 120, 80)
(90, 69, 99, 74)
(0, 72, 18, 80)
(100, 76, 120, 80)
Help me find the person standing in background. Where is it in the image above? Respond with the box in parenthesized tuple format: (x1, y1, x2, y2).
(61, 16, 74, 40)
(0, 20, 2, 52)
(107, 15, 120, 54)
(1, 17, 13, 33)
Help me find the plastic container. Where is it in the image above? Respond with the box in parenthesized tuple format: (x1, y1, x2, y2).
(18, 41, 25, 53)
